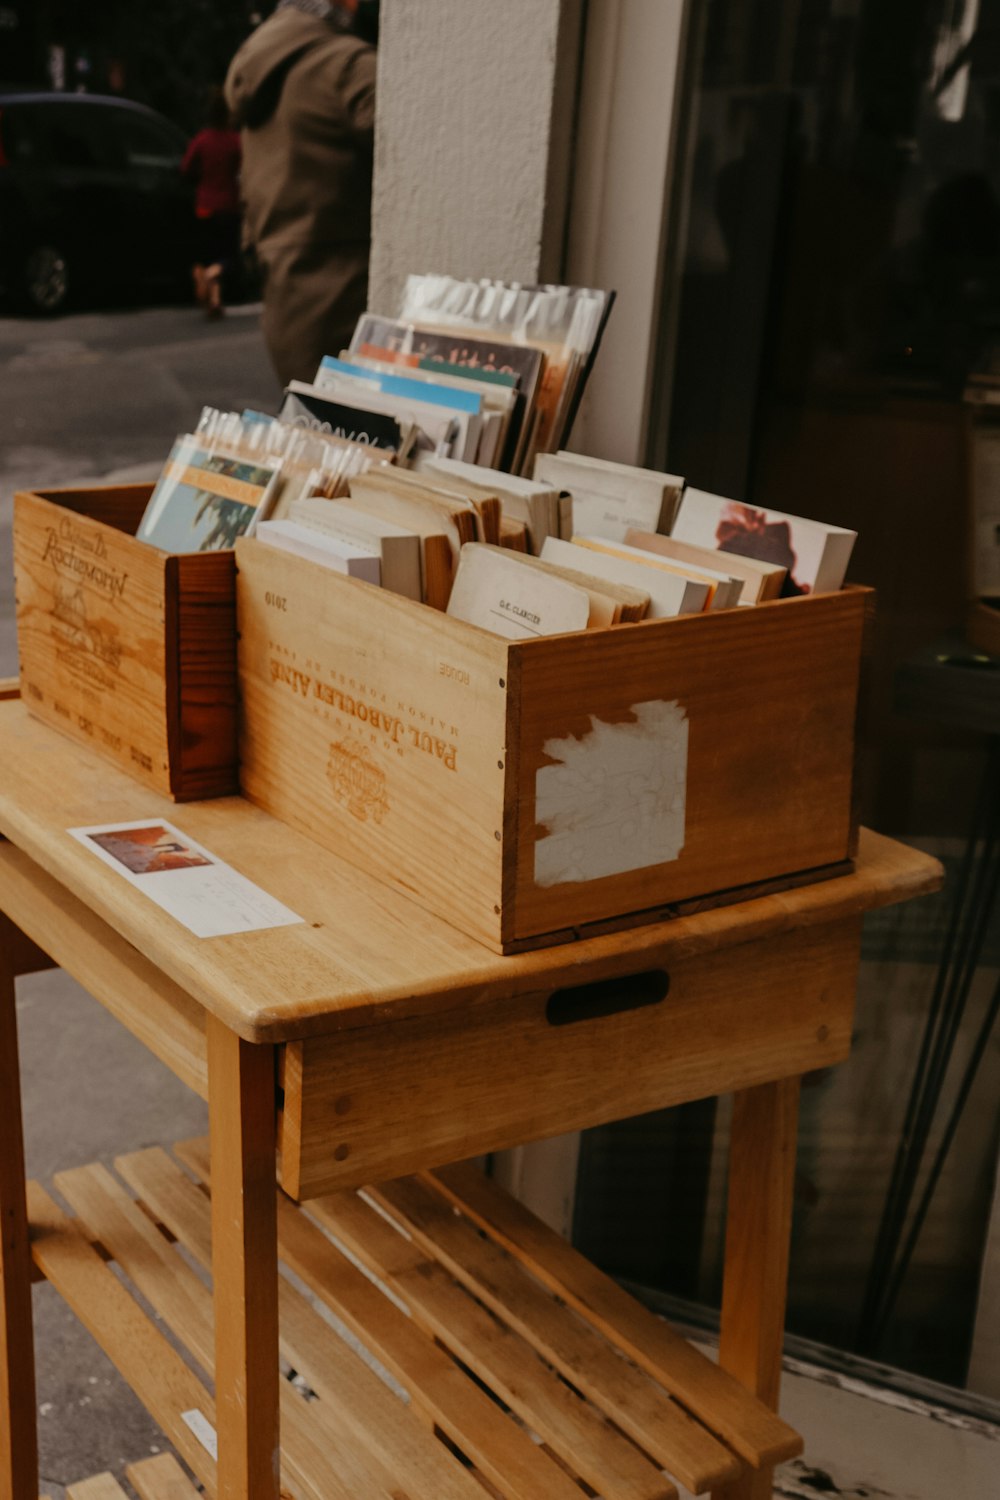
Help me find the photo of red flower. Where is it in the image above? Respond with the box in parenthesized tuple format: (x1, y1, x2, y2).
(716, 501, 808, 595)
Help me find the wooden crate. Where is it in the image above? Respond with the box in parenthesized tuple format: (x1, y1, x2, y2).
(235, 537, 871, 953)
(14, 485, 238, 801)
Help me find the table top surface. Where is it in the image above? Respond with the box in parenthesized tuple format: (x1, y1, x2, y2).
(0, 699, 943, 1042)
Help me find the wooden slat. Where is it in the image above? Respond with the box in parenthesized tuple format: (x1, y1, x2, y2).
(0, 943, 38, 1500)
(369, 1176, 740, 1493)
(25, 1182, 218, 1493)
(127, 1453, 202, 1499)
(52, 1160, 387, 1500)
(65, 1475, 130, 1500)
(54, 1164, 216, 1372)
(271, 1198, 591, 1500)
(106, 1148, 486, 1500)
(428, 1162, 802, 1469)
(307, 1184, 678, 1500)
(175, 1137, 677, 1500)
(164, 1138, 616, 1500)
(275, 1262, 486, 1500)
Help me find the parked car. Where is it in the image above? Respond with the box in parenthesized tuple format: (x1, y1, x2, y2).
(0, 91, 195, 314)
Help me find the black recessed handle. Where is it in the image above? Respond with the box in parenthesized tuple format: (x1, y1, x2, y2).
(545, 969, 669, 1027)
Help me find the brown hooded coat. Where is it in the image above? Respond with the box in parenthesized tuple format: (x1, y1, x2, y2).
(225, 7, 375, 386)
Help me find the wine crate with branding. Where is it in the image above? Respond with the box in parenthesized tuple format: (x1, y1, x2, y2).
(14, 485, 238, 800)
(235, 536, 871, 954)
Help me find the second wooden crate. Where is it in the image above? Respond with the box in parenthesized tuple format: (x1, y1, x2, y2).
(235, 537, 870, 953)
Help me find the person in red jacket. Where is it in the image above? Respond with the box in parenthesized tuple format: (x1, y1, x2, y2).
(182, 90, 243, 318)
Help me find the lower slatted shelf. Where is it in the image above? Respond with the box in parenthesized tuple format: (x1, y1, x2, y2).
(29, 1143, 803, 1500)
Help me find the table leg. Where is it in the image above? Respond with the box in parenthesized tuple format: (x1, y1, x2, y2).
(0, 919, 38, 1500)
(207, 1016, 280, 1500)
(711, 1077, 801, 1500)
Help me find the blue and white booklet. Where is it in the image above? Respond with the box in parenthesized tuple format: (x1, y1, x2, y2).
(136, 435, 284, 552)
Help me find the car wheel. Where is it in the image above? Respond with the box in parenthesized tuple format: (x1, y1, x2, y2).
(23, 243, 70, 314)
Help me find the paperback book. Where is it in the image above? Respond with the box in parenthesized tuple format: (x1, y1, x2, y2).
(447, 543, 591, 639)
(280, 383, 417, 456)
(671, 488, 857, 596)
(136, 436, 284, 552)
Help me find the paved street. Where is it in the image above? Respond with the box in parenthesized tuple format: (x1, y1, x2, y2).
(0, 301, 277, 676)
(0, 302, 275, 1497)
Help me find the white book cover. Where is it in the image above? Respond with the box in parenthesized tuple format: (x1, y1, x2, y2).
(447, 543, 590, 640)
(415, 455, 561, 551)
(573, 535, 743, 609)
(672, 488, 856, 596)
(255, 520, 381, 585)
(535, 452, 682, 541)
(624, 529, 785, 602)
(541, 536, 708, 617)
(287, 499, 421, 600)
(555, 450, 685, 490)
(345, 480, 466, 560)
(302, 372, 481, 463)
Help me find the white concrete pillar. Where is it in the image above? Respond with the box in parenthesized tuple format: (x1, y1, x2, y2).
(566, 0, 692, 465)
(369, 0, 584, 315)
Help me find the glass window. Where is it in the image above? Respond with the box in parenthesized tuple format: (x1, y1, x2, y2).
(577, 0, 1000, 1403)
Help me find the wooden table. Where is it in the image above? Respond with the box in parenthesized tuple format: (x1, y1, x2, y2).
(0, 696, 942, 1500)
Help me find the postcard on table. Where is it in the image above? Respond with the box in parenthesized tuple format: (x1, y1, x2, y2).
(68, 819, 304, 938)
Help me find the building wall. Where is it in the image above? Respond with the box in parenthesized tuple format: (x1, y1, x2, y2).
(370, 0, 584, 316)
(370, 0, 692, 467)
(565, 0, 691, 465)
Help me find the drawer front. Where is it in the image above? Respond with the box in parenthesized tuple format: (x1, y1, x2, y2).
(278, 917, 862, 1199)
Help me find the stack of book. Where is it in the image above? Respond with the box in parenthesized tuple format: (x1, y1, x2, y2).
(132, 270, 857, 639)
(135, 429, 857, 640)
(248, 451, 857, 639)
(136, 406, 389, 554)
(281, 276, 613, 477)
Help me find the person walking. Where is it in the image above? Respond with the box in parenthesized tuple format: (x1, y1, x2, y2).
(181, 89, 243, 318)
(224, 0, 377, 386)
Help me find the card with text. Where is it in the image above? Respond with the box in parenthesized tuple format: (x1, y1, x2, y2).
(68, 819, 304, 938)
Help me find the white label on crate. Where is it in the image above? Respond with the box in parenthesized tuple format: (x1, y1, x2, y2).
(534, 699, 688, 887)
(67, 818, 305, 937)
(182, 1409, 218, 1460)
